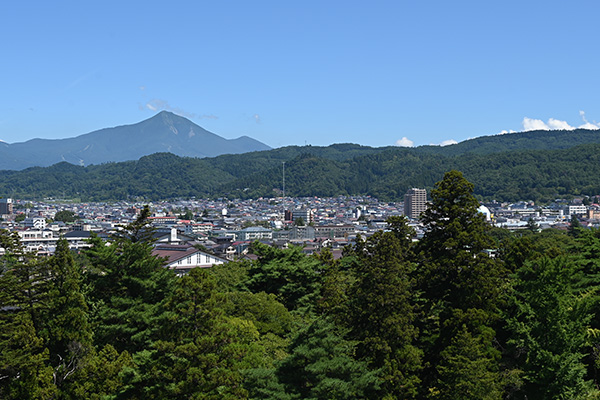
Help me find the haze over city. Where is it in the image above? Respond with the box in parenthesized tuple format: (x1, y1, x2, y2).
(2, 1, 600, 148)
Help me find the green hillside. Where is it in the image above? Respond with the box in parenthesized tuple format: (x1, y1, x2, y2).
(2, 129, 600, 202)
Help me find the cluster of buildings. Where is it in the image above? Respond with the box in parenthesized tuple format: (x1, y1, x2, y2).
(1, 189, 600, 274)
(0, 195, 403, 274)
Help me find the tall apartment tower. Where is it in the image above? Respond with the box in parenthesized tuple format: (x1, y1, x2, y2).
(0, 198, 13, 215)
(403, 188, 427, 219)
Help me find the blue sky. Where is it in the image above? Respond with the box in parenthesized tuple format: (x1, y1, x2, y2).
(2, 1, 600, 149)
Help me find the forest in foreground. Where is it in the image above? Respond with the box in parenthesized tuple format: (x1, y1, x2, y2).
(3, 170, 600, 399)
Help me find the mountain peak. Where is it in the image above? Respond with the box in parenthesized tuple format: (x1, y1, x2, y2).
(0, 113, 271, 170)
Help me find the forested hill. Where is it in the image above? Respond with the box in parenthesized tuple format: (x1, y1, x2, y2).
(2, 137, 600, 202)
(415, 128, 600, 156)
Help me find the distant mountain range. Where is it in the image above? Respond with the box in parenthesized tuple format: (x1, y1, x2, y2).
(1, 128, 600, 203)
(0, 111, 271, 170)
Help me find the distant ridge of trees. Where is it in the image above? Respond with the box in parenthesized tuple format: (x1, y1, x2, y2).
(1, 128, 600, 202)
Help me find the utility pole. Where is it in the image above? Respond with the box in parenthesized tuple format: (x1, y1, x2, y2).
(282, 161, 285, 199)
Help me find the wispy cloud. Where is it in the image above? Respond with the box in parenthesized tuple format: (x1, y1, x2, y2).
(145, 99, 217, 120)
(395, 137, 414, 147)
(578, 110, 599, 130)
(65, 69, 100, 91)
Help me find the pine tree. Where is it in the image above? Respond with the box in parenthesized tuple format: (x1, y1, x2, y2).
(0, 230, 56, 399)
(246, 242, 324, 313)
(122, 267, 263, 399)
(416, 171, 506, 397)
(505, 257, 596, 398)
(273, 318, 380, 400)
(344, 216, 422, 398)
(84, 209, 176, 354)
(42, 238, 93, 390)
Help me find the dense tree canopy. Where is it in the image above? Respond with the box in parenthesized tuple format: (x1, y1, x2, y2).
(3, 136, 600, 202)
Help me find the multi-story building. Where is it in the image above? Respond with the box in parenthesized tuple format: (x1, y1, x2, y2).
(568, 205, 588, 216)
(24, 217, 47, 230)
(314, 224, 355, 238)
(238, 226, 273, 241)
(403, 188, 427, 220)
(292, 208, 312, 224)
(0, 198, 13, 215)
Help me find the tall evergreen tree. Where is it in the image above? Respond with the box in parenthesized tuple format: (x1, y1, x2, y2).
(416, 170, 506, 397)
(344, 216, 422, 398)
(246, 242, 324, 313)
(42, 238, 93, 390)
(122, 267, 263, 399)
(505, 257, 597, 398)
(84, 207, 176, 354)
(273, 318, 380, 400)
(0, 230, 56, 399)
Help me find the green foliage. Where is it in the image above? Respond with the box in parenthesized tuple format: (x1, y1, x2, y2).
(570, 214, 584, 237)
(42, 238, 93, 391)
(416, 171, 507, 396)
(314, 248, 353, 317)
(121, 267, 264, 399)
(84, 212, 176, 354)
(209, 259, 251, 293)
(418, 171, 503, 315)
(53, 210, 77, 223)
(246, 242, 324, 313)
(505, 257, 596, 399)
(432, 326, 503, 400)
(343, 217, 422, 398)
(266, 318, 381, 400)
(5, 135, 600, 202)
(221, 291, 294, 338)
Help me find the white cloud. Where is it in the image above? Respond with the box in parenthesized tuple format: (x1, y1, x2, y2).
(579, 122, 599, 130)
(395, 137, 414, 147)
(522, 113, 600, 131)
(500, 112, 600, 134)
(522, 117, 550, 131)
(440, 139, 458, 146)
(578, 111, 599, 130)
(547, 118, 574, 130)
